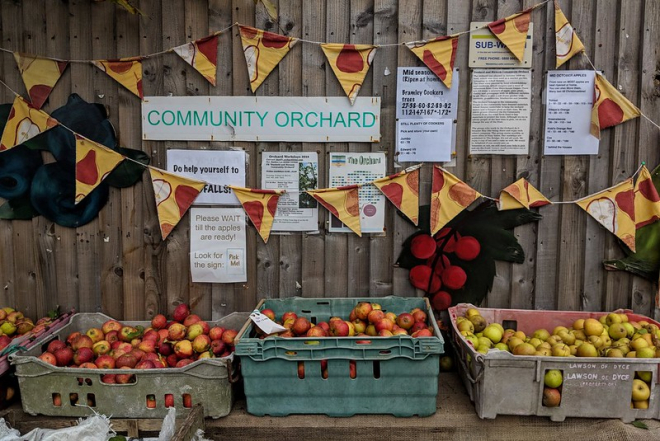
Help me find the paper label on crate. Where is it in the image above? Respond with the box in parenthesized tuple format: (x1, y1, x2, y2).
(250, 310, 286, 334)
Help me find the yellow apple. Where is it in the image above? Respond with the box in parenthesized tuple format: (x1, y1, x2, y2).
(630, 336, 649, 351)
(494, 342, 509, 351)
(532, 329, 550, 341)
(605, 313, 622, 326)
(584, 318, 604, 336)
(637, 371, 653, 382)
(608, 323, 628, 340)
(633, 399, 649, 409)
(483, 325, 503, 344)
(544, 369, 563, 388)
(512, 343, 536, 356)
(465, 308, 481, 318)
(553, 326, 569, 335)
(572, 319, 585, 330)
(636, 347, 656, 359)
(631, 379, 651, 401)
(551, 343, 571, 357)
(576, 342, 598, 357)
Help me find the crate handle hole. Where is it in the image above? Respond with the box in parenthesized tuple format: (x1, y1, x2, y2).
(285, 351, 298, 356)
(146, 394, 156, 409)
(303, 341, 319, 345)
(502, 320, 517, 331)
(69, 393, 79, 406)
(182, 393, 192, 408)
(297, 361, 305, 379)
(379, 350, 391, 355)
(356, 339, 371, 345)
(76, 377, 84, 386)
(164, 394, 174, 408)
(349, 360, 356, 379)
(301, 309, 312, 314)
(85, 378, 93, 386)
(321, 360, 328, 379)
(316, 301, 330, 306)
(87, 393, 96, 407)
(52, 393, 61, 407)
(373, 361, 381, 379)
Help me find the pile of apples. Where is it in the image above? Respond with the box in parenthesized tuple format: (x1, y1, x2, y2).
(0, 307, 60, 352)
(457, 307, 658, 410)
(36, 304, 239, 384)
(259, 301, 434, 338)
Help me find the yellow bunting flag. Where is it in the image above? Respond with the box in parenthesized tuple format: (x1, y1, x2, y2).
(306, 186, 362, 236)
(0, 96, 58, 152)
(634, 166, 660, 229)
(321, 43, 377, 105)
(13, 53, 68, 110)
(497, 178, 552, 211)
(487, 8, 532, 62)
(430, 166, 481, 235)
(91, 57, 144, 99)
(149, 168, 206, 240)
(172, 35, 218, 86)
(576, 178, 636, 252)
(230, 186, 285, 243)
(405, 36, 458, 89)
(75, 135, 125, 204)
(239, 25, 298, 93)
(554, 1, 585, 68)
(373, 166, 420, 225)
(590, 73, 641, 139)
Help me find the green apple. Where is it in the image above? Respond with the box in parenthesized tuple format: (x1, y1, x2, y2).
(608, 323, 628, 340)
(576, 342, 598, 357)
(494, 342, 509, 352)
(476, 345, 490, 354)
(558, 330, 576, 345)
(632, 379, 651, 401)
(469, 315, 488, 333)
(637, 371, 652, 382)
(439, 356, 454, 371)
(605, 312, 622, 326)
(532, 329, 550, 341)
(551, 343, 571, 357)
(483, 324, 503, 344)
(636, 347, 656, 359)
(477, 336, 493, 349)
(544, 369, 563, 388)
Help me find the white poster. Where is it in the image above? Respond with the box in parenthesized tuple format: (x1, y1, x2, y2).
(261, 152, 319, 232)
(544, 70, 599, 155)
(190, 207, 246, 283)
(167, 149, 246, 205)
(396, 67, 459, 162)
(469, 69, 532, 155)
(143, 96, 381, 142)
(468, 22, 533, 68)
(328, 153, 386, 234)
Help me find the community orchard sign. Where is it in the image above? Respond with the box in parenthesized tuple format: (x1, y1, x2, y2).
(142, 96, 381, 142)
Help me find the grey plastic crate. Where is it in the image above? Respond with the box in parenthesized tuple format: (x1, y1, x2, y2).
(449, 304, 660, 422)
(10, 312, 249, 419)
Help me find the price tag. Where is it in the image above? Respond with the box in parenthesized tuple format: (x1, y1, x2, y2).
(250, 310, 287, 334)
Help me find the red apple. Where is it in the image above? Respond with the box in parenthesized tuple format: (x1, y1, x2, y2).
(209, 327, 224, 341)
(197, 321, 210, 335)
(142, 329, 159, 342)
(367, 310, 385, 324)
(73, 347, 94, 365)
(329, 320, 349, 337)
(151, 314, 167, 330)
(396, 313, 415, 330)
(105, 330, 119, 345)
(292, 317, 311, 336)
(317, 322, 330, 333)
(78, 362, 98, 369)
(183, 394, 192, 408)
(378, 329, 394, 337)
(306, 326, 327, 337)
(54, 347, 74, 367)
(165, 354, 178, 367)
(116, 353, 138, 368)
(349, 360, 357, 379)
(261, 309, 276, 321)
(281, 311, 298, 322)
(412, 310, 428, 324)
(101, 374, 117, 384)
(183, 314, 201, 328)
(375, 318, 394, 333)
(115, 367, 135, 384)
(101, 320, 123, 334)
(176, 358, 194, 368)
(66, 332, 82, 347)
(354, 302, 373, 321)
(412, 329, 433, 338)
(192, 335, 211, 353)
(221, 329, 238, 345)
(210, 340, 227, 356)
(47, 340, 67, 354)
(158, 341, 173, 356)
(164, 394, 174, 408)
(38, 352, 57, 366)
(146, 395, 157, 409)
(174, 340, 193, 358)
(173, 304, 191, 323)
(168, 323, 187, 341)
(138, 339, 156, 354)
(95, 355, 116, 369)
(136, 360, 156, 369)
(86, 328, 104, 344)
(410, 321, 428, 333)
(129, 348, 146, 361)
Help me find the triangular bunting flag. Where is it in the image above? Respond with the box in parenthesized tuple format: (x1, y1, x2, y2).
(554, 1, 585, 68)
(487, 8, 532, 62)
(149, 168, 206, 240)
(576, 178, 636, 252)
(13, 53, 68, 109)
(172, 35, 218, 86)
(75, 134, 125, 204)
(373, 165, 420, 225)
(634, 165, 660, 229)
(497, 178, 552, 210)
(230, 186, 285, 243)
(321, 43, 377, 104)
(306, 186, 362, 236)
(590, 73, 641, 139)
(0, 95, 58, 152)
(405, 36, 458, 89)
(239, 25, 298, 93)
(430, 166, 481, 235)
(91, 57, 144, 99)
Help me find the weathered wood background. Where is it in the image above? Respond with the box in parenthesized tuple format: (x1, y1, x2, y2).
(0, 0, 658, 321)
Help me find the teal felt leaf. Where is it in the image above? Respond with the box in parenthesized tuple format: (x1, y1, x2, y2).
(0, 197, 38, 220)
(104, 146, 149, 188)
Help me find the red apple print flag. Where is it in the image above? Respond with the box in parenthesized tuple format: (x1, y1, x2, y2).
(149, 167, 206, 240)
(554, 1, 585, 68)
(321, 43, 377, 104)
(590, 73, 641, 139)
(172, 35, 219, 86)
(372, 165, 421, 225)
(576, 178, 636, 252)
(430, 166, 481, 235)
(634, 165, 660, 229)
(306, 186, 362, 236)
(497, 178, 551, 211)
(75, 134, 125, 204)
(239, 25, 298, 93)
(488, 8, 532, 62)
(91, 57, 144, 99)
(230, 186, 285, 243)
(0, 95, 58, 152)
(405, 36, 458, 89)
(13, 53, 68, 109)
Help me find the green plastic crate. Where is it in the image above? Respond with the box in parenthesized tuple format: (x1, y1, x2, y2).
(234, 296, 444, 417)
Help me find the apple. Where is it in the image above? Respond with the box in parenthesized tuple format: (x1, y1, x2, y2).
(174, 340, 194, 358)
(116, 353, 138, 368)
(365, 324, 377, 336)
(410, 321, 428, 333)
(392, 328, 409, 336)
(512, 343, 536, 355)
(260, 309, 276, 321)
(385, 312, 398, 323)
(209, 327, 224, 341)
(633, 399, 649, 409)
(411, 329, 433, 338)
(47, 340, 67, 354)
(464, 308, 480, 318)
(54, 347, 74, 367)
(210, 340, 227, 356)
(544, 370, 563, 388)
(349, 360, 357, 379)
(576, 342, 598, 357)
(378, 329, 394, 337)
(192, 335, 211, 353)
(136, 360, 156, 369)
(130, 348, 146, 362)
(551, 343, 571, 357)
(101, 320, 123, 334)
(166, 354, 179, 367)
(584, 318, 604, 337)
(439, 356, 454, 371)
(630, 337, 650, 350)
(636, 347, 656, 358)
(183, 394, 193, 408)
(164, 394, 175, 408)
(281, 311, 298, 323)
(317, 322, 330, 334)
(354, 302, 373, 321)
(138, 339, 156, 354)
(183, 314, 201, 328)
(176, 358, 194, 368)
(396, 313, 415, 330)
(6, 311, 23, 323)
(95, 355, 116, 369)
(306, 326, 327, 337)
(329, 320, 349, 337)
(168, 323, 187, 341)
(85, 328, 104, 344)
(38, 352, 57, 366)
(186, 323, 204, 341)
(221, 329, 238, 345)
(282, 318, 296, 330)
(105, 330, 119, 345)
(632, 378, 651, 401)
(352, 319, 367, 334)
(367, 310, 385, 324)
(542, 387, 561, 407)
(116, 367, 135, 384)
(532, 329, 550, 341)
(101, 374, 117, 384)
(375, 318, 394, 333)
(456, 320, 474, 334)
(292, 317, 311, 336)
(73, 347, 94, 365)
(159, 341, 173, 356)
(173, 303, 191, 323)
(151, 314, 167, 330)
(482, 325, 503, 344)
(78, 362, 98, 369)
(142, 329, 159, 342)
(92, 340, 111, 356)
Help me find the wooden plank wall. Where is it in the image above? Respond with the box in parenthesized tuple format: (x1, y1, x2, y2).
(0, 0, 657, 321)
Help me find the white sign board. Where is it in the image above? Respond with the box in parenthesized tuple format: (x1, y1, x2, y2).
(143, 96, 381, 142)
(167, 149, 246, 205)
(396, 67, 459, 162)
(469, 22, 533, 68)
(469, 69, 532, 155)
(544, 71, 599, 155)
(190, 207, 246, 283)
(328, 152, 386, 234)
(261, 152, 319, 232)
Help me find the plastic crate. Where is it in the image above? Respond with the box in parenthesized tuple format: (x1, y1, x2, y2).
(10, 312, 249, 419)
(449, 303, 660, 422)
(234, 296, 444, 417)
